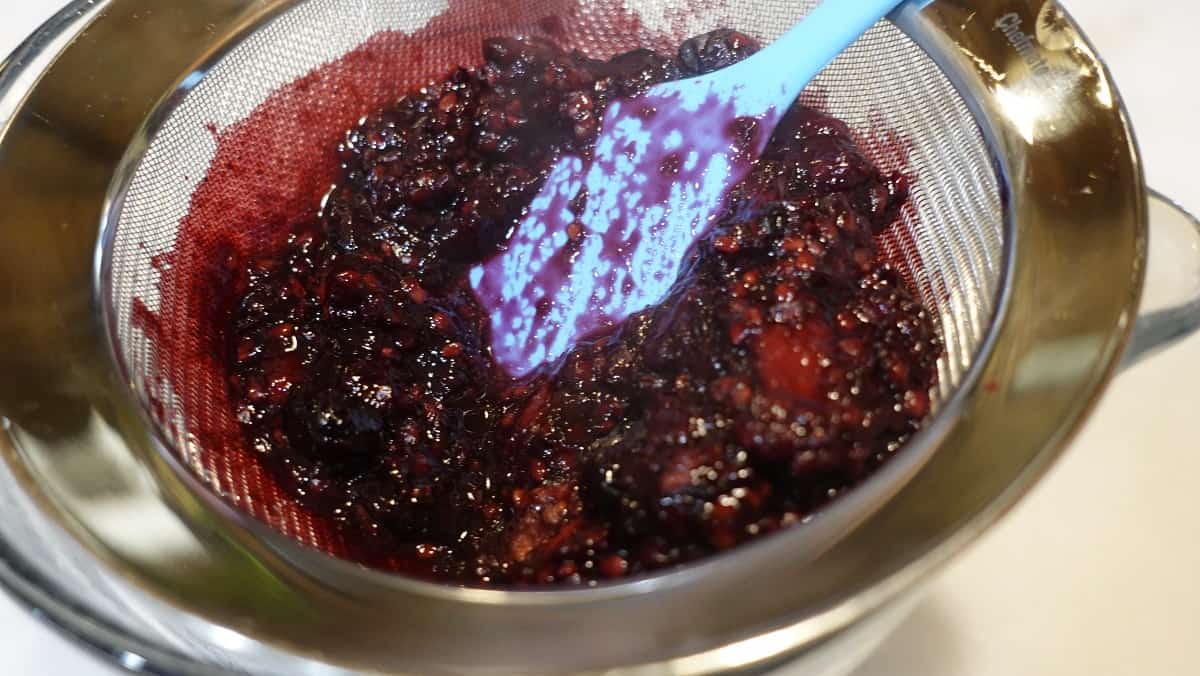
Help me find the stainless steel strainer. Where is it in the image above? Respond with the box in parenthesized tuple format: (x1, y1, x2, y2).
(1, 0, 1198, 674)
(104, 0, 1003, 560)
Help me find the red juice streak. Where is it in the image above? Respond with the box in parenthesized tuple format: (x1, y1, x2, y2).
(136, 0, 680, 561)
(149, 250, 172, 272)
(130, 297, 162, 347)
(129, 298, 168, 425)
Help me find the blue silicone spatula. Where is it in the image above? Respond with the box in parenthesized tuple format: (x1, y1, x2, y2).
(472, 0, 928, 376)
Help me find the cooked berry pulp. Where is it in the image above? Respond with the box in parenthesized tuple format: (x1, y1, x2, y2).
(226, 30, 939, 586)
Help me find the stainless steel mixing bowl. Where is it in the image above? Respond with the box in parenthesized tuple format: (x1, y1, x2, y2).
(0, 1, 1198, 674)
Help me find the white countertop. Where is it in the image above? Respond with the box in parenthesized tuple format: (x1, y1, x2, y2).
(2, 2, 1198, 674)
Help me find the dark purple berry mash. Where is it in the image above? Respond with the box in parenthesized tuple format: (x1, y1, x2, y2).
(225, 30, 939, 586)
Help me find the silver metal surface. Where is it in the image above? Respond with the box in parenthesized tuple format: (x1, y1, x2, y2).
(1123, 190, 1200, 366)
(0, 0, 1178, 674)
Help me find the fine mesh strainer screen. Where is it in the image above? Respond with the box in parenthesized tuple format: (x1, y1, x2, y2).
(106, 0, 1003, 556)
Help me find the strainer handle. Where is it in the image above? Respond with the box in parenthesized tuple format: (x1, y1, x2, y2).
(1122, 189, 1200, 368)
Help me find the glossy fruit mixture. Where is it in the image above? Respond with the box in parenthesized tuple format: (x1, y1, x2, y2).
(226, 30, 939, 586)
